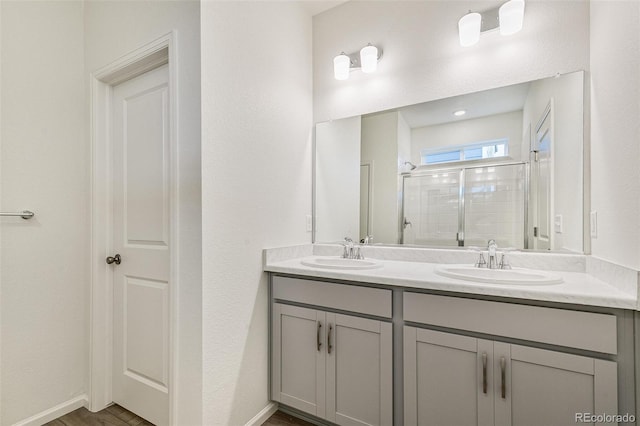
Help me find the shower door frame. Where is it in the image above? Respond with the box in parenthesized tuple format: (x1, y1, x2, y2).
(399, 160, 529, 248)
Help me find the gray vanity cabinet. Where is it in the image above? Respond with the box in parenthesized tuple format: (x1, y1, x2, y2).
(403, 327, 494, 426)
(271, 277, 393, 426)
(404, 292, 619, 426)
(404, 327, 618, 426)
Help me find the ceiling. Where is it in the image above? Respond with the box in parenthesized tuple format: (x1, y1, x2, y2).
(394, 82, 531, 129)
(301, 1, 348, 16)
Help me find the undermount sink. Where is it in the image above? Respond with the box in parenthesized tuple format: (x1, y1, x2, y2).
(301, 256, 383, 270)
(435, 265, 563, 286)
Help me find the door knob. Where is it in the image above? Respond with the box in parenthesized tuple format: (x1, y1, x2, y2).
(106, 254, 121, 265)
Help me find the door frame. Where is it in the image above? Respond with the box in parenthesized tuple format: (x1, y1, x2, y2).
(531, 100, 554, 250)
(360, 161, 374, 240)
(89, 32, 179, 423)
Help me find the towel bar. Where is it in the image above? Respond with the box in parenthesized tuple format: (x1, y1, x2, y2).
(0, 210, 35, 220)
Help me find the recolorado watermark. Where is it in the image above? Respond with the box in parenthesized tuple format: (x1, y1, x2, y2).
(575, 413, 635, 423)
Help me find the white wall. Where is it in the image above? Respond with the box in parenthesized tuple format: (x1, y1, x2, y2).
(410, 110, 524, 163)
(84, 2, 202, 424)
(316, 117, 361, 242)
(313, 1, 590, 123)
(201, 2, 312, 424)
(397, 112, 411, 168)
(0, 2, 87, 424)
(362, 111, 401, 244)
(590, 1, 640, 270)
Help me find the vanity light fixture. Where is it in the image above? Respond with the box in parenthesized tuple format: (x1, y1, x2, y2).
(458, 12, 482, 47)
(499, 0, 525, 35)
(333, 53, 351, 80)
(458, 0, 525, 47)
(333, 44, 383, 80)
(360, 44, 379, 73)
(453, 110, 467, 117)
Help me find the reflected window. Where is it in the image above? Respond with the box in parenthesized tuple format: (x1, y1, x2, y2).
(421, 139, 509, 165)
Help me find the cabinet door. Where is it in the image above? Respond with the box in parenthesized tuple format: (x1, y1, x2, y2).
(272, 303, 326, 417)
(326, 313, 392, 426)
(404, 327, 494, 426)
(495, 344, 618, 426)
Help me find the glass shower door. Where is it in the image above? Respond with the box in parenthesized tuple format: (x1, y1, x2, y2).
(402, 171, 461, 246)
(463, 164, 526, 249)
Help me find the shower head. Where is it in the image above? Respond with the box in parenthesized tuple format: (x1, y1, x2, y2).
(404, 161, 417, 170)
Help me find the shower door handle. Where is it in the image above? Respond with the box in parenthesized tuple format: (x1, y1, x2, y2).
(106, 254, 121, 265)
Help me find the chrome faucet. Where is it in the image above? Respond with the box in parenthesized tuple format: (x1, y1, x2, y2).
(342, 237, 354, 259)
(342, 237, 364, 259)
(487, 239, 498, 269)
(499, 252, 512, 270)
(474, 240, 513, 269)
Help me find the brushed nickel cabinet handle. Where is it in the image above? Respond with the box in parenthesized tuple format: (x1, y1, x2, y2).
(500, 356, 506, 399)
(317, 322, 322, 351)
(106, 254, 121, 265)
(482, 352, 488, 394)
(328, 324, 333, 354)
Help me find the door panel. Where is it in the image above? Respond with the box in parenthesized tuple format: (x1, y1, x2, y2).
(327, 313, 392, 426)
(404, 327, 493, 426)
(123, 277, 169, 389)
(416, 330, 478, 426)
(506, 345, 616, 426)
(112, 64, 170, 426)
(272, 303, 326, 417)
(124, 86, 169, 246)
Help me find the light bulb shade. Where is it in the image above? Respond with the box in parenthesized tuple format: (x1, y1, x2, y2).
(458, 12, 481, 47)
(499, 0, 525, 36)
(360, 45, 378, 73)
(333, 54, 351, 80)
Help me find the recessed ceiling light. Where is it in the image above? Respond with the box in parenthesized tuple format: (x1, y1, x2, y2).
(453, 110, 466, 116)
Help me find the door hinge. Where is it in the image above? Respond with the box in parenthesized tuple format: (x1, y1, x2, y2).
(533, 227, 538, 237)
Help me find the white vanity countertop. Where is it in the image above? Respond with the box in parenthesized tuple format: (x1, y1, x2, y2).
(263, 246, 638, 310)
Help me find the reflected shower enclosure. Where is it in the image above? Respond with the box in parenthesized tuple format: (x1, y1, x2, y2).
(401, 162, 527, 249)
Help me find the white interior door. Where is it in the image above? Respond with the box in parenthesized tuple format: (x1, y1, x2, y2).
(111, 64, 170, 426)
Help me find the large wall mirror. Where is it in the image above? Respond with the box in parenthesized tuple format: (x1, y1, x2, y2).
(314, 70, 585, 252)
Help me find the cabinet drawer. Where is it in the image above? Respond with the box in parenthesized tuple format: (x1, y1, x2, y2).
(273, 276, 392, 318)
(404, 293, 617, 354)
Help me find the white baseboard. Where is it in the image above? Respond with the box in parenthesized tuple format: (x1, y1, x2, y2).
(11, 395, 88, 426)
(245, 402, 279, 426)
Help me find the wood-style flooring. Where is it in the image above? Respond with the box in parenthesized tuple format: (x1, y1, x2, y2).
(47, 405, 313, 426)
(45, 405, 153, 426)
(261, 411, 315, 426)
